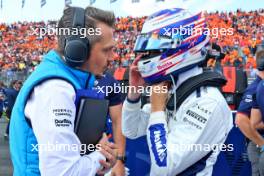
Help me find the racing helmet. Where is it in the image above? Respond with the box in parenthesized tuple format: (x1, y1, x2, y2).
(134, 8, 210, 84)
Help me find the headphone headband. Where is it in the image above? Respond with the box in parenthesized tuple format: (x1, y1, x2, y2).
(72, 7, 85, 28)
(64, 7, 90, 68)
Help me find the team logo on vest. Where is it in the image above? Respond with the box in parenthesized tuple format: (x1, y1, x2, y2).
(149, 124, 167, 167)
(53, 109, 73, 118)
(55, 119, 72, 127)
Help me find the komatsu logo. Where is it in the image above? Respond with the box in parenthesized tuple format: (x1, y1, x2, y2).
(149, 124, 167, 167)
(157, 62, 173, 70)
(154, 131, 167, 162)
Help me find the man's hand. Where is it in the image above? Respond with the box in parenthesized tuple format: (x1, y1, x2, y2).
(110, 161, 125, 176)
(150, 81, 170, 112)
(97, 134, 118, 175)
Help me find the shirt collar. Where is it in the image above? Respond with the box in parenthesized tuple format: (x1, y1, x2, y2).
(44, 50, 95, 89)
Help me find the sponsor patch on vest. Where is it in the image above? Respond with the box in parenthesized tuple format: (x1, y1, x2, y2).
(52, 109, 73, 118)
(54, 119, 72, 127)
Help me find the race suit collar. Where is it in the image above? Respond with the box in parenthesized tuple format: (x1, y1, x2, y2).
(175, 66, 203, 89)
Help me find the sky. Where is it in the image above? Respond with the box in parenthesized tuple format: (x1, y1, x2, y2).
(0, 0, 263, 23)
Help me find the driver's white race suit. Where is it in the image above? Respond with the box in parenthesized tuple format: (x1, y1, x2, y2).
(122, 67, 233, 176)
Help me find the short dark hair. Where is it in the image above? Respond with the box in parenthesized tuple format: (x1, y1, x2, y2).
(10, 80, 17, 88)
(256, 49, 264, 61)
(256, 49, 264, 71)
(57, 6, 115, 54)
(0, 81, 5, 88)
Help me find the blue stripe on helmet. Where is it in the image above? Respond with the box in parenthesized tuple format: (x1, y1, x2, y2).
(158, 12, 202, 37)
(148, 8, 184, 20)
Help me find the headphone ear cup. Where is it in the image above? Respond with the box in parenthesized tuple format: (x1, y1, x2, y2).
(64, 36, 90, 67)
(62, 7, 89, 68)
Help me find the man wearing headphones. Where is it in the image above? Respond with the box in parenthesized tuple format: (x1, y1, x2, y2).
(249, 50, 264, 176)
(235, 49, 264, 176)
(10, 6, 118, 176)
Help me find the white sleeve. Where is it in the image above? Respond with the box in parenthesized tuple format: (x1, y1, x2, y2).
(25, 79, 105, 176)
(146, 92, 233, 176)
(121, 99, 150, 139)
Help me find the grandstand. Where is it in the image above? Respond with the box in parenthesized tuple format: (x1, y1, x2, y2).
(0, 9, 263, 85)
(0, 5, 264, 176)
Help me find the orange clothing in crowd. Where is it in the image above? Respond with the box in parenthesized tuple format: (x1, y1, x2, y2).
(0, 10, 263, 71)
(207, 58, 216, 68)
(243, 47, 250, 56)
(245, 55, 257, 69)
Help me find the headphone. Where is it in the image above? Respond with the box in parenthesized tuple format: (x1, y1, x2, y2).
(64, 7, 90, 68)
(257, 55, 264, 71)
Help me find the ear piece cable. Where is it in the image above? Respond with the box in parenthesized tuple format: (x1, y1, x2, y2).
(169, 74, 177, 120)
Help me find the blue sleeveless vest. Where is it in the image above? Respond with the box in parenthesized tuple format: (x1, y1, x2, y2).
(9, 50, 96, 176)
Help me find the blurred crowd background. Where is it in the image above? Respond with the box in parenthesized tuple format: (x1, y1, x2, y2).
(0, 9, 264, 87)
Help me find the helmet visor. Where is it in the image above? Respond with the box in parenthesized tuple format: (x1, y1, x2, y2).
(133, 33, 173, 52)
